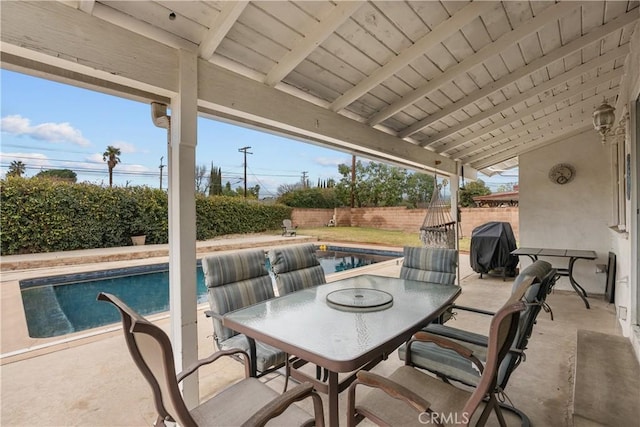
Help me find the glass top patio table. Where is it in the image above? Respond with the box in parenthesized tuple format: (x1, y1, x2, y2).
(224, 274, 461, 426)
(223, 274, 461, 373)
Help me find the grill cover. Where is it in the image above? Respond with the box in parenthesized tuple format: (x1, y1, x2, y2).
(470, 221, 519, 275)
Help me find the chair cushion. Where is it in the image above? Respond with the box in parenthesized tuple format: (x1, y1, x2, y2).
(269, 244, 320, 274)
(269, 244, 326, 295)
(202, 249, 268, 286)
(218, 334, 288, 373)
(400, 247, 457, 285)
(207, 275, 275, 341)
(511, 260, 551, 294)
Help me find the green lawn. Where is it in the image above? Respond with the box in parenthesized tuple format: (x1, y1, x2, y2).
(289, 226, 471, 252)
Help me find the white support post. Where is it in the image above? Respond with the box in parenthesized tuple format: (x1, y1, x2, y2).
(449, 165, 461, 285)
(168, 49, 199, 407)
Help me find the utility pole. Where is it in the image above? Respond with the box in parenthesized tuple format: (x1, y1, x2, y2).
(350, 155, 356, 208)
(159, 156, 165, 190)
(238, 146, 252, 198)
(301, 171, 308, 188)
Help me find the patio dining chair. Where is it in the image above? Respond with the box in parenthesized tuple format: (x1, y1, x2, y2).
(398, 260, 558, 426)
(202, 250, 287, 378)
(346, 277, 532, 427)
(268, 243, 328, 388)
(97, 292, 324, 427)
(400, 246, 458, 322)
(268, 243, 326, 296)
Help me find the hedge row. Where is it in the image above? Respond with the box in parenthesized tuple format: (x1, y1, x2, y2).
(0, 178, 292, 255)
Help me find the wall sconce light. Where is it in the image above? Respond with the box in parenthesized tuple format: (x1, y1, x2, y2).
(592, 101, 616, 144)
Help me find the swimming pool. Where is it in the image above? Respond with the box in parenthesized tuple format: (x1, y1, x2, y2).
(20, 246, 401, 338)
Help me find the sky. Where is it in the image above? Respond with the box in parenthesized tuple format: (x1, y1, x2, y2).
(0, 69, 517, 197)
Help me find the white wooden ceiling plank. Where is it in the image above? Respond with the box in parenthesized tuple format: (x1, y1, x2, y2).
(582, 1, 606, 33)
(224, 24, 287, 69)
(409, 54, 443, 82)
(538, 17, 562, 55)
(481, 2, 511, 41)
(424, 43, 459, 74)
(216, 38, 275, 76)
(304, 47, 365, 86)
(105, 1, 205, 42)
(294, 0, 335, 18)
(434, 67, 623, 152)
(199, 1, 248, 60)
(461, 103, 482, 119)
(90, 2, 196, 51)
(559, 6, 582, 45)
(375, 1, 427, 41)
(500, 43, 527, 74)
(335, 19, 390, 66)
(353, 2, 412, 54)
(601, 28, 625, 52)
(285, 70, 342, 104)
(441, 30, 476, 63)
(156, 1, 220, 27)
(482, 55, 510, 81)
(236, 4, 301, 49)
(407, 0, 450, 27)
(502, 1, 534, 28)
(518, 31, 544, 65)
(460, 15, 493, 52)
(513, 74, 535, 95)
(255, 2, 319, 34)
(547, 60, 567, 80)
(453, 74, 479, 97)
(604, 0, 631, 21)
(394, 66, 427, 91)
(322, 34, 380, 78)
(377, 75, 414, 100)
(264, 1, 363, 87)
(528, 68, 548, 90)
(369, 1, 580, 126)
(439, 81, 465, 104)
(293, 60, 353, 95)
(466, 64, 494, 89)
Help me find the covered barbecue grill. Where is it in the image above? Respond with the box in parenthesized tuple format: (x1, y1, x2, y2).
(470, 221, 519, 279)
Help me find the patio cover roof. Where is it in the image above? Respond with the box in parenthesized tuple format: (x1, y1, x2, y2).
(2, 0, 639, 407)
(2, 1, 638, 177)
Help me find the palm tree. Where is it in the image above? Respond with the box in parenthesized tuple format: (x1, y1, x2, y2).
(7, 160, 26, 177)
(102, 145, 121, 188)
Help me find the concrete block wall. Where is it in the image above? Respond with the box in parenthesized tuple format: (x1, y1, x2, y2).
(291, 207, 519, 240)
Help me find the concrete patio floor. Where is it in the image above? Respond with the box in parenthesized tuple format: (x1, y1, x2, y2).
(0, 237, 625, 426)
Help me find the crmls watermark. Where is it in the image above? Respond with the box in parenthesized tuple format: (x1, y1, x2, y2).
(418, 411, 470, 425)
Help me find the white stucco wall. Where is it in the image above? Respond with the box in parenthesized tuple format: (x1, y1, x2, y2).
(519, 130, 612, 296)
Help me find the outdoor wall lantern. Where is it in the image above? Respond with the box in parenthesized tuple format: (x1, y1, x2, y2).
(592, 101, 616, 144)
(593, 100, 630, 145)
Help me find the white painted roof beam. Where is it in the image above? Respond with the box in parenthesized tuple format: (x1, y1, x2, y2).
(329, 0, 494, 112)
(398, 10, 639, 139)
(471, 125, 592, 170)
(434, 67, 624, 153)
(265, 1, 363, 87)
(423, 45, 628, 148)
(199, 1, 249, 61)
(367, 1, 579, 126)
(460, 88, 619, 163)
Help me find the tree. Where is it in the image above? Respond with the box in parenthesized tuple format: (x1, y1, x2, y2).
(335, 160, 407, 207)
(195, 164, 209, 194)
(7, 160, 26, 178)
(496, 183, 515, 192)
(208, 163, 222, 196)
(102, 145, 121, 188)
(405, 173, 435, 208)
(459, 179, 491, 207)
(35, 169, 77, 182)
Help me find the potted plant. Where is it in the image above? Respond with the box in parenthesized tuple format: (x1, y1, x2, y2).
(130, 220, 147, 246)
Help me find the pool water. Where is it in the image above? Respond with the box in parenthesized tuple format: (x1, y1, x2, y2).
(20, 247, 401, 338)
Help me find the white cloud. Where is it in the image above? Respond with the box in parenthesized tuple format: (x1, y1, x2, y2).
(0, 152, 50, 168)
(314, 156, 350, 167)
(111, 141, 137, 154)
(0, 115, 90, 146)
